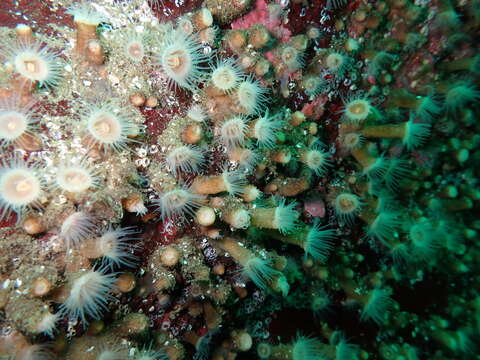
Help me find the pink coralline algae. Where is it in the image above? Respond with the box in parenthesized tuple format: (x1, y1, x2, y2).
(231, 0, 291, 42)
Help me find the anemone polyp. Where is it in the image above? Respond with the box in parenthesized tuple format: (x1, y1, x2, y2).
(133, 347, 170, 360)
(301, 75, 324, 98)
(445, 81, 480, 115)
(186, 104, 208, 123)
(165, 145, 204, 175)
(210, 59, 243, 92)
(325, 52, 348, 76)
(340, 132, 364, 151)
(1, 40, 63, 88)
(82, 101, 138, 153)
(67, 2, 106, 25)
(280, 46, 304, 72)
(154, 188, 204, 221)
(252, 111, 283, 148)
(220, 116, 248, 148)
(60, 211, 95, 249)
(243, 257, 281, 293)
(299, 144, 331, 176)
(236, 77, 268, 115)
(360, 288, 394, 324)
(292, 335, 324, 360)
(0, 157, 44, 220)
(156, 29, 210, 90)
(61, 267, 116, 325)
(123, 31, 146, 63)
(342, 97, 372, 123)
(0, 100, 37, 147)
(334, 193, 361, 224)
(36, 311, 59, 338)
(96, 226, 139, 269)
(408, 219, 439, 259)
(54, 161, 99, 194)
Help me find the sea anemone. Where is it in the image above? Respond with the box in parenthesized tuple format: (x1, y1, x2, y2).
(186, 104, 208, 122)
(304, 221, 336, 261)
(403, 117, 431, 150)
(334, 193, 361, 225)
(407, 218, 439, 260)
(301, 75, 325, 98)
(95, 344, 128, 360)
(221, 169, 247, 196)
(384, 158, 410, 191)
(236, 77, 268, 115)
(0, 99, 37, 147)
(416, 94, 442, 122)
(0, 156, 44, 220)
(81, 101, 138, 153)
(242, 257, 282, 293)
(299, 142, 332, 176)
(219, 116, 248, 149)
(210, 58, 243, 93)
(96, 226, 139, 269)
(67, 2, 106, 25)
(35, 311, 59, 338)
(445, 81, 480, 115)
(165, 145, 204, 176)
(154, 187, 204, 222)
(341, 95, 374, 123)
(54, 160, 100, 194)
(132, 346, 169, 360)
(280, 45, 304, 73)
(325, 51, 350, 78)
(360, 288, 394, 325)
(122, 30, 147, 63)
(0, 40, 63, 88)
(365, 212, 401, 245)
(292, 335, 325, 360)
(156, 29, 210, 90)
(60, 211, 96, 249)
(339, 132, 364, 151)
(61, 267, 116, 325)
(251, 111, 283, 149)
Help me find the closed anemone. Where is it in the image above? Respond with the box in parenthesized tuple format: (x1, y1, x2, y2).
(154, 188, 204, 221)
(165, 145, 204, 176)
(61, 266, 116, 325)
(292, 335, 325, 360)
(1, 40, 63, 88)
(0, 99, 37, 147)
(82, 101, 138, 153)
(156, 29, 210, 90)
(236, 77, 268, 115)
(0, 157, 44, 220)
(210, 58, 243, 92)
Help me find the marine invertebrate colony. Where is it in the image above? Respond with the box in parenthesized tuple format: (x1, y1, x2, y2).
(0, 0, 479, 359)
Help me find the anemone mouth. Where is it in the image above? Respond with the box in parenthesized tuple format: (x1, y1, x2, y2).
(344, 99, 371, 122)
(15, 51, 49, 82)
(0, 111, 28, 140)
(88, 112, 122, 144)
(56, 166, 94, 193)
(303, 77, 320, 94)
(164, 48, 191, 79)
(281, 46, 298, 65)
(1, 168, 41, 206)
(211, 66, 238, 91)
